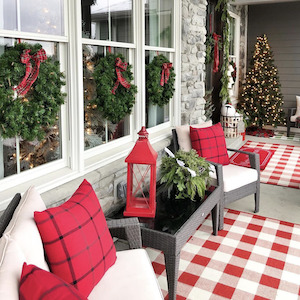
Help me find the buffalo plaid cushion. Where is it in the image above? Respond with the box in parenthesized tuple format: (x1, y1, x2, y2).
(19, 263, 87, 300)
(190, 123, 230, 165)
(34, 179, 116, 297)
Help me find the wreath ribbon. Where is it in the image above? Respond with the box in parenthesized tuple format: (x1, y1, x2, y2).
(111, 57, 131, 94)
(213, 33, 221, 73)
(160, 62, 172, 86)
(14, 48, 47, 96)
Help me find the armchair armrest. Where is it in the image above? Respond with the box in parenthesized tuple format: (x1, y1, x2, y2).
(207, 161, 224, 189)
(106, 217, 142, 249)
(227, 148, 260, 173)
(288, 107, 296, 119)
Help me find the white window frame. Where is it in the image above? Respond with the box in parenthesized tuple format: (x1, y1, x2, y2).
(229, 11, 240, 107)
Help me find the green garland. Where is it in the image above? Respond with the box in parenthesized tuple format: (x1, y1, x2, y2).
(92, 53, 137, 123)
(146, 54, 175, 107)
(205, 33, 222, 65)
(216, 0, 231, 104)
(0, 43, 65, 141)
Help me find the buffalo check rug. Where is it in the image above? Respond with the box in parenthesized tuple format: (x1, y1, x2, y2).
(147, 209, 300, 300)
(231, 140, 300, 189)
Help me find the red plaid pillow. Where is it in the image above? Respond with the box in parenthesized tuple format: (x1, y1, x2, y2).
(190, 123, 230, 165)
(34, 179, 116, 297)
(19, 263, 87, 300)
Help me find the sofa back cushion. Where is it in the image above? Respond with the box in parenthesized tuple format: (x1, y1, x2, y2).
(0, 235, 26, 300)
(34, 179, 117, 297)
(3, 186, 49, 271)
(175, 120, 212, 152)
(190, 122, 230, 165)
(19, 263, 87, 300)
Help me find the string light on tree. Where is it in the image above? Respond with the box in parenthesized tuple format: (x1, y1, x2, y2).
(238, 34, 285, 128)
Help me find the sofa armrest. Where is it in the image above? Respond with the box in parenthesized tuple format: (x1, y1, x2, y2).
(0, 193, 22, 238)
(106, 218, 142, 249)
(227, 148, 260, 173)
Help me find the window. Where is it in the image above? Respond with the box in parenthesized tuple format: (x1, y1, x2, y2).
(0, 0, 179, 196)
(0, 0, 67, 184)
(145, 0, 174, 128)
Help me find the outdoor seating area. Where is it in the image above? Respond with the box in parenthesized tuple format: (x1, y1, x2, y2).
(0, 0, 300, 299)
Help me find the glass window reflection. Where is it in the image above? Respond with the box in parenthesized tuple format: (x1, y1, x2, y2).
(145, 0, 173, 48)
(0, 0, 64, 35)
(82, 0, 133, 43)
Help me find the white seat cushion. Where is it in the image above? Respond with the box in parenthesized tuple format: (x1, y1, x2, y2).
(210, 164, 258, 192)
(88, 249, 163, 300)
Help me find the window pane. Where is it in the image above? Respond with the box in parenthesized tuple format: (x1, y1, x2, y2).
(0, 38, 63, 179)
(145, 50, 170, 128)
(83, 45, 130, 150)
(82, 0, 133, 43)
(0, 0, 17, 31)
(145, 0, 173, 48)
(0, 0, 64, 35)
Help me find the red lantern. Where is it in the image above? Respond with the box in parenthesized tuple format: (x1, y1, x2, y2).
(124, 126, 158, 218)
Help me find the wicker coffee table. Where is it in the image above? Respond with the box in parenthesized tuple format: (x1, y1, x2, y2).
(109, 184, 222, 300)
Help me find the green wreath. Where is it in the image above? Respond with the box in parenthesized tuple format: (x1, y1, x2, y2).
(92, 53, 137, 124)
(146, 54, 175, 107)
(0, 43, 65, 141)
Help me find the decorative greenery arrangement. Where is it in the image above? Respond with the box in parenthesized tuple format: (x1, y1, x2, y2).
(92, 52, 137, 123)
(238, 34, 285, 128)
(160, 149, 210, 201)
(216, 0, 231, 104)
(146, 54, 175, 107)
(0, 43, 65, 141)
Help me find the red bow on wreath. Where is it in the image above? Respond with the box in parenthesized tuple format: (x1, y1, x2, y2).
(160, 62, 172, 86)
(14, 48, 47, 96)
(111, 57, 131, 95)
(212, 33, 221, 73)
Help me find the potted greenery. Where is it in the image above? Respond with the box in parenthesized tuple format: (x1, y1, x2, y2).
(160, 148, 210, 201)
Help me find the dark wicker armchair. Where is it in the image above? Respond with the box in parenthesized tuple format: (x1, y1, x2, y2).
(172, 128, 260, 230)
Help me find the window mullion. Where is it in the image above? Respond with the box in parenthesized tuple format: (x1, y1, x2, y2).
(67, 0, 84, 173)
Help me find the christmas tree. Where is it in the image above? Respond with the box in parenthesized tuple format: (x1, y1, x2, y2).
(239, 34, 285, 128)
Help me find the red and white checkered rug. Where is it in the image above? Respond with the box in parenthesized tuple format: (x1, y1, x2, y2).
(147, 209, 300, 300)
(238, 140, 300, 189)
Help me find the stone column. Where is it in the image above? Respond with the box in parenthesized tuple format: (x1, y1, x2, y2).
(181, 0, 208, 125)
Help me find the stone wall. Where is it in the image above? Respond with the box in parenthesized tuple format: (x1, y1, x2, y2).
(181, 0, 208, 125)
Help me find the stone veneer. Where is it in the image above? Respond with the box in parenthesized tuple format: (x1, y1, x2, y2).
(181, 0, 208, 125)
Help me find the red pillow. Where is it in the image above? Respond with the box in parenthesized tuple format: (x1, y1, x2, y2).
(19, 263, 87, 300)
(34, 179, 116, 297)
(190, 123, 230, 165)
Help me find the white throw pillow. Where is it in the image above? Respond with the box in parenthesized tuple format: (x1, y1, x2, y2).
(4, 186, 49, 271)
(0, 234, 25, 300)
(175, 120, 213, 152)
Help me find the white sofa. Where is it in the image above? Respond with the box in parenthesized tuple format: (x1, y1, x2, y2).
(0, 186, 163, 299)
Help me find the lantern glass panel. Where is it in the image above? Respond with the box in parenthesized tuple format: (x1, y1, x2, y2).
(131, 163, 151, 201)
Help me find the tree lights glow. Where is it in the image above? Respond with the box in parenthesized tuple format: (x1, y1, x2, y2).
(238, 35, 285, 128)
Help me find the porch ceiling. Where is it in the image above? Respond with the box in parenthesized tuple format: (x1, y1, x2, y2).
(231, 0, 298, 5)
